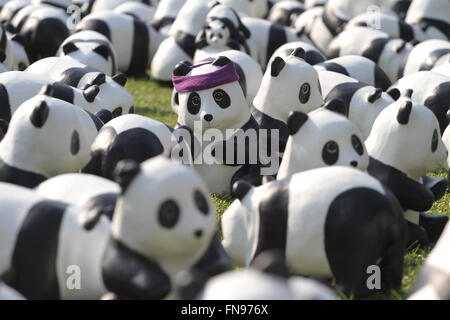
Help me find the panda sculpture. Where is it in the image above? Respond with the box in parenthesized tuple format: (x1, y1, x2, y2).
(194, 3, 258, 64)
(315, 55, 392, 90)
(267, 1, 305, 27)
(222, 166, 407, 297)
(26, 56, 134, 118)
(267, 41, 326, 67)
(151, 0, 185, 36)
(199, 250, 337, 300)
(76, 11, 164, 78)
(277, 101, 369, 180)
(7, 33, 30, 71)
(0, 157, 223, 299)
(173, 56, 262, 194)
(218, 0, 270, 19)
(366, 94, 449, 244)
(389, 71, 450, 134)
(57, 30, 117, 76)
(151, 0, 210, 82)
(327, 27, 413, 83)
(293, 6, 331, 54)
(409, 223, 450, 300)
(401, 40, 450, 77)
(345, 10, 426, 43)
(0, 71, 105, 122)
(252, 48, 324, 155)
(35, 173, 121, 224)
(0, 95, 99, 188)
(405, 0, 450, 41)
(113, 2, 156, 24)
(0, 23, 13, 70)
(82, 114, 180, 180)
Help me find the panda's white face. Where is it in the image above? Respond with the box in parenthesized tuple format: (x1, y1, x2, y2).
(277, 108, 369, 180)
(112, 157, 216, 266)
(177, 63, 250, 132)
(366, 97, 448, 180)
(60, 42, 114, 76)
(253, 54, 324, 122)
(205, 20, 230, 49)
(0, 96, 98, 177)
(96, 79, 135, 117)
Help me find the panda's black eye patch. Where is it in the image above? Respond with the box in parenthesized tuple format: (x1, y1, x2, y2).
(213, 89, 230, 109)
(112, 107, 122, 118)
(194, 190, 209, 215)
(322, 141, 339, 165)
(71, 130, 80, 155)
(351, 135, 364, 156)
(431, 129, 438, 152)
(158, 199, 180, 229)
(299, 83, 311, 104)
(188, 92, 201, 114)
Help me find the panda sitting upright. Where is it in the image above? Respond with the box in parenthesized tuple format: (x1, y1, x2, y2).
(173, 56, 262, 194)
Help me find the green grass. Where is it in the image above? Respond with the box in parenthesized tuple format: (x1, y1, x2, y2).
(127, 77, 449, 300)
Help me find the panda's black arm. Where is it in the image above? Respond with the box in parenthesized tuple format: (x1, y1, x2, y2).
(102, 238, 171, 300)
(422, 175, 448, 201)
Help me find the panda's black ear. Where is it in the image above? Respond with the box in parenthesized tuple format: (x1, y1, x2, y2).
(324, 98, 348, 117)
(173, 61, 192, 76)
(39, 84, 54, 97)
(112, 73, 127, 87)
(271, 57, 286, 77)
(83, 85, 100, 102)
(113, 160, 141, 194)
(231, 180, 253, 201)
(386, 88, 401, 101)
(403, 89, 413, 98)
(95, 108, 113, 124)
(89, 73, 106, 86)
(93, 44, 110, 60)
(397, 100, 413, 125)
(212, 56, 231, 67)
(62, 42, 79, 55)
(291, 47, 306, 60)
(30, 100, 49, 128)
(287, 110, 308, 135)
(0, 50, 6, 63)
(366, 88, 383, 103)
(250, 250, 289, 278)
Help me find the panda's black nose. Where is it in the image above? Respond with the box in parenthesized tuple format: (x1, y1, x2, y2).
(204, 114, 213, 122)
(194, 229, 203, 238)
(350, 161, 358, 167)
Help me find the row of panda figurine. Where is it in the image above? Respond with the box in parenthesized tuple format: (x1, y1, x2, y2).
(0, 0, 448, 300)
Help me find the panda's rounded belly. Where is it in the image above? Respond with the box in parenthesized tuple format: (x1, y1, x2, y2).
(194, 163, 241, 195)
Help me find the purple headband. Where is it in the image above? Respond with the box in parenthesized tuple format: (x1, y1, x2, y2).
(172, 61, 240, 93)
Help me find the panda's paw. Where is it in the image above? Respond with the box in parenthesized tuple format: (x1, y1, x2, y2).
(406, 221, 428, 249)
(419, 213, 449, 243)
(422, 175, 448, 201)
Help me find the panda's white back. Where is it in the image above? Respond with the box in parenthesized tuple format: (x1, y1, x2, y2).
(317, 70, 358, 97)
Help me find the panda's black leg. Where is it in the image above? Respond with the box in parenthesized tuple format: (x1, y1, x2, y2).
(419, 213, 449, 243)
(406, 220, 428, 248)
(379, 237, 405, 291)
(422, 175, 448, 200)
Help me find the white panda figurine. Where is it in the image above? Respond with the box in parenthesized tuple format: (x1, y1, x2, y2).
(222, 166, 406, 297)
(252, 48, 324, 155)
(317, 70, 397, 140)
(401, 40, 450, 77)
(315, 55, 392, 90)
(83, 0, 158, 14)
(327, 27, 413, 83)
(76, 11, 164, 78)
(218, 0, 270, 19)
(57, 31, 118, 76)
(151, 0, 185, 36)
(277, 101, 369, 180)
(199, 250, 338, 300)
(267, 41, 326, 67)
(83, 114, 179, 179)
(241, 16, 307, 67)
(0, 23, 13, 71)
(113, 2, 155, 25)
(35, 173, 120, 224)
(0, 71, 106, 122)
(345, 10, 426, 43)
(389, 71, 450, 134)
(7, 33, 30, 71)
(151, 0, 210, 82)
(409, 223, 450, 300)
(267, 1, 305, 27)
(366, 95, 449, 244)
(26, 56, 134, 118)
(405, 0, 450, 41)
(173, 56, 262, 194)
(194, 3, 259, 64)
(0, 0, 30, 25)
(432, 60, 450, 77)
(0, 95, 99, 188)
(293, 6, 331, 54)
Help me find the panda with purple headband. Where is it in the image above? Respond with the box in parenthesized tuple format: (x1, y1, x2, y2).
(173, 56, 263, 195)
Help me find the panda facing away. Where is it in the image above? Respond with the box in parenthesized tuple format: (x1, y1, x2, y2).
(221, 166, 406, 297)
